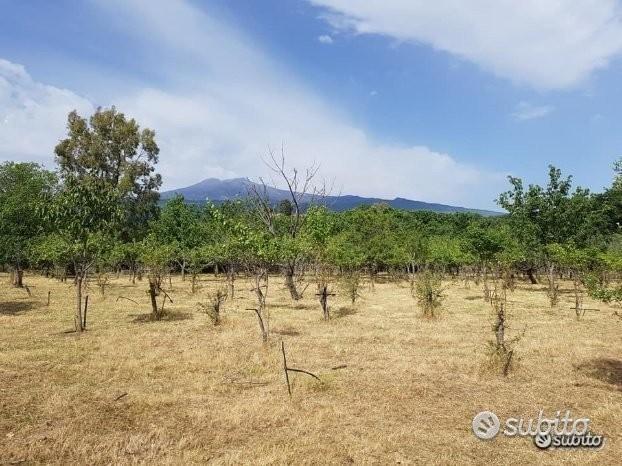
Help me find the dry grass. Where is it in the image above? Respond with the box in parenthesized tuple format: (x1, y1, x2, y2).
(0, 272, 620, 465)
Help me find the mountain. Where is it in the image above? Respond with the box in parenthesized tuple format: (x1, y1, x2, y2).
(160, 177, 502, 216)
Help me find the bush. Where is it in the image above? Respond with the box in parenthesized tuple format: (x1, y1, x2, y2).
(414, 271, 444, 318)
(340, 271, 362, 305)
(199, 288, 228, 325)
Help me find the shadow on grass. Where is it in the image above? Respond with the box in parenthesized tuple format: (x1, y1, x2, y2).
(130, 311, 194, 323)
(333, 306, 357, 318)
(273, 326, 301, 336)
(0, 301, 35, 316)
(292, 302, 315, 310)
(270, 301, 315, 311)
(576, 358, 622, 390)
(464, 296, 481, 301)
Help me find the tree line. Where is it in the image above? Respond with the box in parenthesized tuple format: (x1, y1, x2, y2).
(2, 107, 622, 331)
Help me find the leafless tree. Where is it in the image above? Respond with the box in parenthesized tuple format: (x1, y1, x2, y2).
(247, 146, 328, 300)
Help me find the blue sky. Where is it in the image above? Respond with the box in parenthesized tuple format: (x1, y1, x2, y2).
(1, 0, 622, 209)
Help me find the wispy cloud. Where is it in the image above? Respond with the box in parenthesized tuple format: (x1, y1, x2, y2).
(308, 0, 622, 90)
(317, 34, 334, 44)
(512, 101, 554, 121)
(0, 59, 93, 168)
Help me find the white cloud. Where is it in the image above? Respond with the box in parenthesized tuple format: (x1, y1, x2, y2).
(308, 0, 622, 90)
(0, 59, 93, 167)
(512, 101, 554, 121)
(0, 0, 506, 209)
(318, 34, 334, 44)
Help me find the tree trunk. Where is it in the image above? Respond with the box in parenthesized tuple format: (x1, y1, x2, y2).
(148, 279, 159, 320)
(319, 285, 330, 320)
(254, 269, 269, 336)
(369, 266, 376, 291)
(181, 261, 186, 281)
(526, 268, 538, 284)
(75, 274, 84, 332)
(283, 264, 301, 300)
(547, 263, 558, 307)
(13, 268, 24, 288)
(494, 300, 505, 351)
(227, 264, 235, 299)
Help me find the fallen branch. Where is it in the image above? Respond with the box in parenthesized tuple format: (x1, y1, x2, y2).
(116, 296, 140, 305)
(331, 364, 347, 370)
(286, 367, 321, 382)
(113, 392, 128, 401)
(280, 341, 322, 396)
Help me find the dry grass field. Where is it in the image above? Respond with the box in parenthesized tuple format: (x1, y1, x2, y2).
(0, 272, 620, 465)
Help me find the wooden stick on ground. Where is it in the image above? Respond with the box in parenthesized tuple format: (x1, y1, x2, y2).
(116, 296, 140, 305)
(83, 295, 89, 329)
(281, 341, 291, 396)
(280, 341, 321, 396)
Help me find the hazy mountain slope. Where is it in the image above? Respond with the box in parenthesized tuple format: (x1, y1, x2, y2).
(161, 177, 501, 216)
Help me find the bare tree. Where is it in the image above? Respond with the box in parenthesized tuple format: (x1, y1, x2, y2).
(247, 147, 327, 300)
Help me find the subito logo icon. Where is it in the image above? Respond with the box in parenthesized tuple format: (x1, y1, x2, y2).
(472, 411, 500, 440)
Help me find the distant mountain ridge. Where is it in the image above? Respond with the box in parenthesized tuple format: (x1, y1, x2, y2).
(160, 177, 502, 216)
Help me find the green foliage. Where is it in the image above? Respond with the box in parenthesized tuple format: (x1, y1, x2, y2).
(498, 165, 609, 249)
(150, 195, 206, 273)
(0, 162, 57, 269)
(54, 106, 161, 241)
(414, 271, 444, 317)
(6, 116, 622, 308)
(340, 271, 362, 305)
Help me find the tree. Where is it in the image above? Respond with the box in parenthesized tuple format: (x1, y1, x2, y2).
(497, 165, 608, 287)
(248, 149, 326, 300)
(139, 235, 174, 319)
(46, 107, 160, 331)
(150, 195, 204, 281)
(277, 199, 293, 216)
(338, 204, 404, 289)
(54, 106, 161, 242)
(45, 179, 123, 331)
(207, 201, 249, 298)
(0, 162, 57, 287)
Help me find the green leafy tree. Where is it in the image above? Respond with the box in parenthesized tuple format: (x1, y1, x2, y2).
(150, 195, 204, 281)
(0, 162, 57, 287)
(497, 165, 607, 285)
(45, 179, 123, 331)
(207, 201, 251, 298)
(44, 107, 160, 331)
(54, 106, 161, 241)
(139, 235, 175, 319)
(339, 204, 404, 288)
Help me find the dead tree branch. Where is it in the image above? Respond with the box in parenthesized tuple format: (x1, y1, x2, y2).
(280, 341, 322, 396)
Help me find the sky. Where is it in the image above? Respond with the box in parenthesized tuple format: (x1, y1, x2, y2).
(1, 1, 622, 210)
